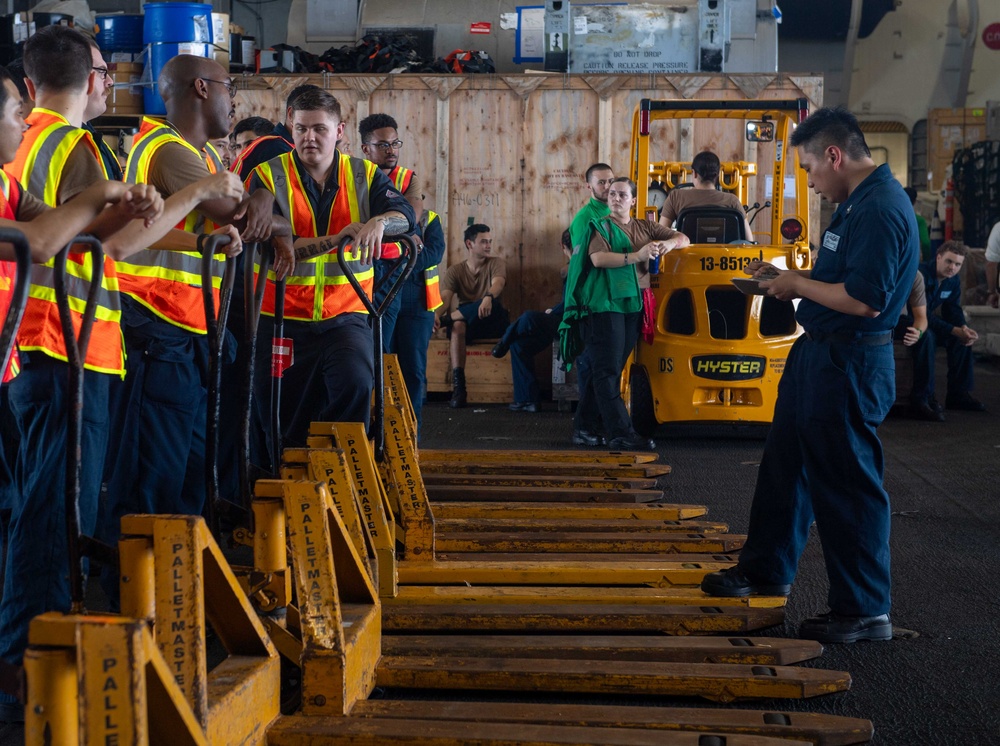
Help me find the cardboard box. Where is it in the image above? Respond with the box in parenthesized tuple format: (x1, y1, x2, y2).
(107, 62, 143, 116)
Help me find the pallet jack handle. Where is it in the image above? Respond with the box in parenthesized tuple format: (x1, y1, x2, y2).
(0, 229, 32, 701)
(239, 242, 271, 523)
(0, 228, 32, 378)
(200, 232, 237, 540)
(269, 272, 286, 479)
(53, 236, 108, 614)
(337, 233, 418, 461)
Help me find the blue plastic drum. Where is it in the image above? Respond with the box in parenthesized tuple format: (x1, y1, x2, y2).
(96, 14, 144, 53)
(142, 2, 214, 115)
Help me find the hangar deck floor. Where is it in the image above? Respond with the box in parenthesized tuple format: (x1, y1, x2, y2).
(0, 356, 995, 745)
(413, 354, 1000, 746)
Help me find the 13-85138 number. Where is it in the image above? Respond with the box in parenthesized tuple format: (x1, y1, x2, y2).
(699, 251, 764, 272)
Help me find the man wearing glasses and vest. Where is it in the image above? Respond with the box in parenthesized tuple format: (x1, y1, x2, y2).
(101, 54, 294, 560)
(248, 88, 414, 453)
(0, 30, 248, 709)
(358, 112, 424, 350)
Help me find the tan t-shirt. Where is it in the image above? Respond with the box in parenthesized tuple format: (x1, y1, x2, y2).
(16, 188, 49, 221)
(402, 172, 421, 199)
(442, 256, 506, 305)
(905, 269, 926, 312)
(588, 217, 681, 289)
(661, 187, 744, 226)
(57, 141, 109, 205)
(147, 140, 213, 199)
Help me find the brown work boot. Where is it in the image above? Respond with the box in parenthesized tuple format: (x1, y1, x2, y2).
(450, 367, 467, 408)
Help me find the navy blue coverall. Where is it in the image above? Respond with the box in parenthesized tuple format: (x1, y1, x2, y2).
(500, 304, 564, 406)
(388, 212, 446, 435)
(905, 261, 975, 405)
(735, 164, 918, 617)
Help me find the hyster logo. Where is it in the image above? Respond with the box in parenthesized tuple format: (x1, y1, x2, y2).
(692, 355, 765, 381)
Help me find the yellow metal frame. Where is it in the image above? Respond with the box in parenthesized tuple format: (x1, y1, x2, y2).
(27, 515, 280, 746)
(628, 100, 813, 426)
(647, 160, 758, 206)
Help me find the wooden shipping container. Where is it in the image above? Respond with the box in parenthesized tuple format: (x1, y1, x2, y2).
(234, 73, 823, 319)
(927, 107, 987, 192)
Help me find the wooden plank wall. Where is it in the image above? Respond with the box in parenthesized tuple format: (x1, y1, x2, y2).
(235, 73, 823, 317)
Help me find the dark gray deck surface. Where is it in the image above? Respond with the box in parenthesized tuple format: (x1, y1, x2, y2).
(411, 355, 1000, 746)
(1, 357, 996, 745)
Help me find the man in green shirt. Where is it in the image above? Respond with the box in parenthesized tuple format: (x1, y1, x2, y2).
(569, 163, 614, 255)
(904, 187, 931, 261)
(565, 163, 613, 445)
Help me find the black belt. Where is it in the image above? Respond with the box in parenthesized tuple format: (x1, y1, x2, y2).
(804, 330, 892, 347)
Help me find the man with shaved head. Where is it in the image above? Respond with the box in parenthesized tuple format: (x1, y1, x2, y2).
(0, 30, 248, 711)
(101, 54, 295, 573)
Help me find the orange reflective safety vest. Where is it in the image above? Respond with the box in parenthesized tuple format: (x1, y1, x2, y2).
(233, 133, 292, 184)
(3, 109, 125, 376)
(0, 171, 23, 382)
(117, 117, 224, 335)
(421, 210, 443, 312)
(379, 166, 414, 261)
(252, 151, 375, 321)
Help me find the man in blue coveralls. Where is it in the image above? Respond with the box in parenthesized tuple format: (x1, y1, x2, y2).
(905, 240, 985, 417)
(700, 107, 919, 644)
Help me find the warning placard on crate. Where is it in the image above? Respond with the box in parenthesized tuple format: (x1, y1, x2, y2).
(569, 4, 698, 74)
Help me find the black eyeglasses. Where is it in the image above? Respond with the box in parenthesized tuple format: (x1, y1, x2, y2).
(369, 139, 403, 152)
(200, 78, 236, 99)
(92, 66, 109, 80)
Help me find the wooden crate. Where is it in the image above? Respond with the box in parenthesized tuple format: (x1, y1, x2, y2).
(426, 338, 514, 404)
(234, 72, 823, 320)
(927, 107, 987, 191)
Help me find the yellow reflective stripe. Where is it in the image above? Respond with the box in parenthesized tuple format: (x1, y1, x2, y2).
(119, 261, 222, 289)
(0, 169, 12, 200)
(17, 343, 125, 377)
(26, 286, 121, 322)
(27, 253, 120, 318)
(37, 127, 83, 204)
(202, 141, 224, 173)
(126, 118, 215, 242)
(21, 121, 73, 204)
(253, 258, 375, 286)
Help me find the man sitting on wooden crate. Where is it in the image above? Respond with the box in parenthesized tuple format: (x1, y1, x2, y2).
(904, 241, 986, 416)
(491, 229, 573, 412)
(436, 223, 508, 408)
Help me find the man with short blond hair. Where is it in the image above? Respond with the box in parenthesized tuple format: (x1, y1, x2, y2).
(248, 88, 414, 450)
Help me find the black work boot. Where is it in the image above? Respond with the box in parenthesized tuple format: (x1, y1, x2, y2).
(450, 367, 467, 408)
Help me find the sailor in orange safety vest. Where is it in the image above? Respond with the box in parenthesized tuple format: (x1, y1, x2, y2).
(358, 112, 425, 351)
(0, 30, 247, 685)
(247, 88, 414, 456)
(100, 54, 294, 587)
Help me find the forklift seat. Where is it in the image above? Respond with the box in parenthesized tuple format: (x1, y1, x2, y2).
(675, 207, 747, 244)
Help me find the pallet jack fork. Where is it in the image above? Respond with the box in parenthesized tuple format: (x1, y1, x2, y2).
(254, 459, 783, 636)
(27, 507, 869, 746)
(237, 476, 868, 746)
(251, 476, 850, 704)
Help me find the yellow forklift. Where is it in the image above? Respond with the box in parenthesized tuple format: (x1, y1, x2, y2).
(627, 98, 814, 432)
